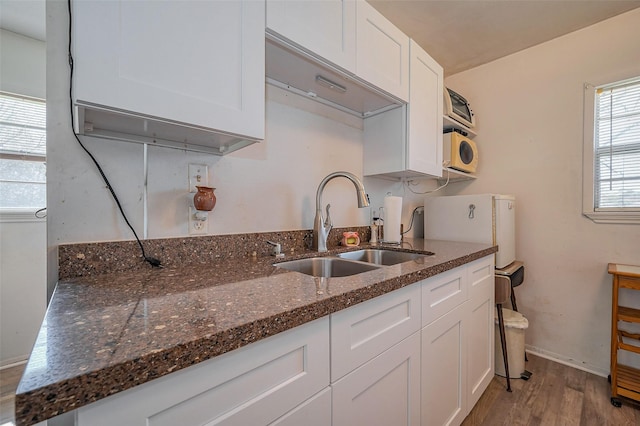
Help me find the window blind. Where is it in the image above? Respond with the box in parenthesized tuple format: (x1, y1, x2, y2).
(0, 92, 46, 159)
(594, 79, 640, 210)
(0, 92, 46, 209)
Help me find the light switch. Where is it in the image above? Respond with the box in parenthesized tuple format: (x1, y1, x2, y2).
(188, 164, 208, 193)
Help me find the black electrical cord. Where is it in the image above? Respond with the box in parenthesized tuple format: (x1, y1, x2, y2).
(67, 0, 161, 268)
(401, 205, 423, 235)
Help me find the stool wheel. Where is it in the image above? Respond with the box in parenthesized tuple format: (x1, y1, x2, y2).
(611, 397, 622, 407)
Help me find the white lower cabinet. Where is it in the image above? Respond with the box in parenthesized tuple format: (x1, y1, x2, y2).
(270, 388, 332, 426)
(466, 257, 495, 409)
(76, 318, 330, 426)
(332, 332, 421, 426)
(422, 302, 468, 426)
(421, 255, 495, 426)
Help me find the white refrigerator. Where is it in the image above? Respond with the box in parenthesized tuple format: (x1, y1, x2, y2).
(423, 194, 516, 269)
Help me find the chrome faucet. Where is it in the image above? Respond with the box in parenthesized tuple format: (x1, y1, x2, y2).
(313, 171, 369, 252)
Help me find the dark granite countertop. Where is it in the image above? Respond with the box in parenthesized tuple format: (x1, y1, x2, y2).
(15, 238, 496, 426)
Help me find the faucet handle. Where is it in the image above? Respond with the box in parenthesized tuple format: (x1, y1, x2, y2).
(324, 204, 333, 229)
(266, 240, 284, 258)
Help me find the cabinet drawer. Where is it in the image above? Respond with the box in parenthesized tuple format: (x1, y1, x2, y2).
(331, 283, 421, 382)
(467, 256, 495, 301)
(422, 265, 468, 327)
(77, 318, 330, 426)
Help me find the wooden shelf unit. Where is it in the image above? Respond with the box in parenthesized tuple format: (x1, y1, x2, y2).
(609, 263, 640, 407)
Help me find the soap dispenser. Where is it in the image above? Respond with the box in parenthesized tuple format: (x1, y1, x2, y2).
(370, 210, 379, 244)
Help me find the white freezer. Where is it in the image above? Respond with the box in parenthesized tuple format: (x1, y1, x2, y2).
(424, 194, 516, 269)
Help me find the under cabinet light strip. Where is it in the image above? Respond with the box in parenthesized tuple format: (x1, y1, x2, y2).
(316, 75, 347, 93)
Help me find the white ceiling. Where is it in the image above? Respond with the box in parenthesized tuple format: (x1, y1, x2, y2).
(369, 0, 640, 76)
(2, 0, 640, 76)
(0, 0, 46, 41)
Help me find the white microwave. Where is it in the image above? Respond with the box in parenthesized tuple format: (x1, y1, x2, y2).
(444, 87, 475, 128)
(443, 132, 478, 173)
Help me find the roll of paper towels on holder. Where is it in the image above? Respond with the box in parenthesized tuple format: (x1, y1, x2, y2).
(383, 195, 402, 243)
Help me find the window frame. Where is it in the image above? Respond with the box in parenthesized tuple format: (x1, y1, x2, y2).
(582, 77, 640, 224)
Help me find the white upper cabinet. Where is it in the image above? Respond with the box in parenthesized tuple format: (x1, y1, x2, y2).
(356, 0, 410, 102)
(363, 39, 444, 179)
(72, 0, 265, 155)
(407, 39, 444, 177)
(266, 0, 356, 73)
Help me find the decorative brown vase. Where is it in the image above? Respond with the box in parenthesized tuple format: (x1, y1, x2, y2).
(193, 186, 216, 211)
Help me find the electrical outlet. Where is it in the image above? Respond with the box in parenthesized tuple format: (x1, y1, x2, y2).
(188, 207, 208, 235)
(188, 164, 208, 193)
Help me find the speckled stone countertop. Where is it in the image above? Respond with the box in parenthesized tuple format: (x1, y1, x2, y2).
(15, 236, 496, 426)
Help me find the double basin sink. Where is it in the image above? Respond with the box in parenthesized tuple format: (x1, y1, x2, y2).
(275, 249, 433, 278)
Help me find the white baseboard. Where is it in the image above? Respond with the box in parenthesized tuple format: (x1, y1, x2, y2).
(526, 344, 608, 378)
(0, 358, 27, 371)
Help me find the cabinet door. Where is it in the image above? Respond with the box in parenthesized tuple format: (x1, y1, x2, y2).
(76, 318, 329, 426)
(266, 0, 356, 73)
(331, 283, 421, 381)
(422, 302, 468, 426)
(332, 332, 421, 426)
(356, 0, 409, 101)
(270, 388, 331, 426)
(72, 0, 264, 140)
(407, 40, 444, 177)
(466, 256, 495, 409)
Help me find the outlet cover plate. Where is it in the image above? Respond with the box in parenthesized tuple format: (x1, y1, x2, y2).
(188, 207, 208, 235)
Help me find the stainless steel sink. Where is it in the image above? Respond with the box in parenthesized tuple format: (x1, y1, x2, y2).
(275, 257, 381, 277)
(337, 249, 432, 266)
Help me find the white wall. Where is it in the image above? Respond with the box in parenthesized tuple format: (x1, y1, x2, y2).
(45, 1, 433, 295)
(0, 29, 46, 98)
(445, 8, 640, 375)
(0, 30, 47, 366)
(0, 216, 47, 366)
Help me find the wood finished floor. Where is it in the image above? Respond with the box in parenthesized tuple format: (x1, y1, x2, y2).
(0, 363, 24, 426)
(463, 353, 640, 426)
(1, 354, 639, 425)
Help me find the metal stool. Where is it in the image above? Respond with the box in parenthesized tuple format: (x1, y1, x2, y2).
(496, 261, 525, 312)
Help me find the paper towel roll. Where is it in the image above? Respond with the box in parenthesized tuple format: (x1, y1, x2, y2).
(383, 195, 402, 243)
